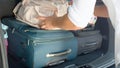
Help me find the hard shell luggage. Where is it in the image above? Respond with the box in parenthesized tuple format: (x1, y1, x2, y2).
(1, 18, 78, 68)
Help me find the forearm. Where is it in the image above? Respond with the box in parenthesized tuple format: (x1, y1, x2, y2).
(53, 14, 81, 30)
(94, 5, 109, 18)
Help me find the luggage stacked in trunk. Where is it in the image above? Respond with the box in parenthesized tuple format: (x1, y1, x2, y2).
(2, 18, 78, 68)
(1, 17, 102, 68)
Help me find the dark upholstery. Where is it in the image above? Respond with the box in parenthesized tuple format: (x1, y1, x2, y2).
(0, 0, 21, 18)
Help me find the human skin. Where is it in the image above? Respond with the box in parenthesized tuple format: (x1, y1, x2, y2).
(38, 5, 109, 30)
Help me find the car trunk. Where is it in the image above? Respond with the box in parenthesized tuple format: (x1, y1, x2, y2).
(5, 17, 114, 68)
(0, 0, 115, 68)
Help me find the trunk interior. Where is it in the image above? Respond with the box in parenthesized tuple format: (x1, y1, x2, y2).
(0, 0, 115, 68)
(5, 17, 115, 68)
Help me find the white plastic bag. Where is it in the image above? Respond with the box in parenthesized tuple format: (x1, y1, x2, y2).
(13, 0, 69, 28)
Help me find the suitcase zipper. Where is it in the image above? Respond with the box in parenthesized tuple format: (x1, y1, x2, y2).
(32, 36, 74, 44)
(11, 28, 75, 46)
(23, 29, 68, 33)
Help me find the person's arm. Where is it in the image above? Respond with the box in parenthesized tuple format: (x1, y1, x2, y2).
(94, 5, 109, 18)
(39, 14, 81, 30)
(39, 0, 97, 30)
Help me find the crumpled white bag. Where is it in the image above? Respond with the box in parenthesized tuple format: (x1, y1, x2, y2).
(13, 0, 69, 28)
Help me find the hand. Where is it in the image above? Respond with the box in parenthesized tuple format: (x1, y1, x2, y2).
(38, 14, 81, 30)
(38, 14, 60, 30)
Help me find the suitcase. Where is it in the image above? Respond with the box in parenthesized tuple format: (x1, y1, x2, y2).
(1, 18, 78, 68)
(73, 30, 102, 55)
(72, 23, 102, 55)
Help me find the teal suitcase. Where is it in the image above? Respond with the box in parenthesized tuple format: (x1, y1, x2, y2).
(1, 18, 78, 68)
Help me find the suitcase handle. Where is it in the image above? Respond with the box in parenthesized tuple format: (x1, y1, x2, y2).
(46, 49, 72, 58)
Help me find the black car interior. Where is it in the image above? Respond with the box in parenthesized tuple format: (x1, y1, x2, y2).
(0, 0, 115, 68)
